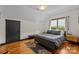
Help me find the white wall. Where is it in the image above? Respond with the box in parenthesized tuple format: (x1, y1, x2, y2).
(44, 8, 79, 35)
(21, 20, 43, 39)
(0, 16, 5, 44)
(0, 5, 79, 44)
(0, 6, 44, 44)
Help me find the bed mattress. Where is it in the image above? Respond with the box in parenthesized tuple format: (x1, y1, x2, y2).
(35, 33, 65, 47)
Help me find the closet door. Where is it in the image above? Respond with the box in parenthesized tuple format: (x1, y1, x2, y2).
(6, 20, 20, 43)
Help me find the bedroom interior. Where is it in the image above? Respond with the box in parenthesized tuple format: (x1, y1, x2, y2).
(0, 5, 79, 54)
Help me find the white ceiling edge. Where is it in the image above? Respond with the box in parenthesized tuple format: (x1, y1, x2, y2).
(0, 5, 78, 15)
(0, 5, 79, 22)
(26, 5, 79, 15)
(46, 6, 79, 14)
(47, 8, 79, 22)
(45, 6, 79, 15)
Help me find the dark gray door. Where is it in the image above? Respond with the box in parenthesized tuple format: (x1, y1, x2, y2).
(6, 20, 20, 43)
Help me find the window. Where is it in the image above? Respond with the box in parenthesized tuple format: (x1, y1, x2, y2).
(50, 20, 57, 30)
(49, 18, 65, 30)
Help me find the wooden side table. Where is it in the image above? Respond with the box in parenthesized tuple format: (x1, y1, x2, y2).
(66, 34, 78, 42)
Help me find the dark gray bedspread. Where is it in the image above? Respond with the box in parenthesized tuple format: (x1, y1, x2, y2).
(35, 33, 65, 47)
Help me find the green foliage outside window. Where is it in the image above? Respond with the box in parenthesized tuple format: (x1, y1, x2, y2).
(51, 26, 64, 30)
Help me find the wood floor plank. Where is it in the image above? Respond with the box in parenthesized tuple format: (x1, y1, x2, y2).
(0, 39, 79, 54)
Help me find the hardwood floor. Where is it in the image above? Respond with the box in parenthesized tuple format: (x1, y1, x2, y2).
(52, 42, 79, 54)
(0, 39, 79, 54)
(0, 39, 35, 54)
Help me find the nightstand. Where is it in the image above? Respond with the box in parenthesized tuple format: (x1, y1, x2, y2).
(66, 34, 78, 42)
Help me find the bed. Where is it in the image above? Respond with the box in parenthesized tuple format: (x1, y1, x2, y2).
(35, 30, 65, 50)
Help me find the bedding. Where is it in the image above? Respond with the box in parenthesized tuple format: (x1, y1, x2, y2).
(35, 33, 65, 47)
(47, 30, 61, 35)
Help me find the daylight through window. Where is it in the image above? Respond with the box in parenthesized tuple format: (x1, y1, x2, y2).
(49, 18, 66, 30)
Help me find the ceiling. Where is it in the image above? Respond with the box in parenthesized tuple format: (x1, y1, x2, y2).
(27, 5, 79, 14)
(28, 5, 69, 11)
(0, 5, 79, 15)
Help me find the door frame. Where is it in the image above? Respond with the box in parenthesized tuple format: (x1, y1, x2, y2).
(6, 19, 20, 43)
